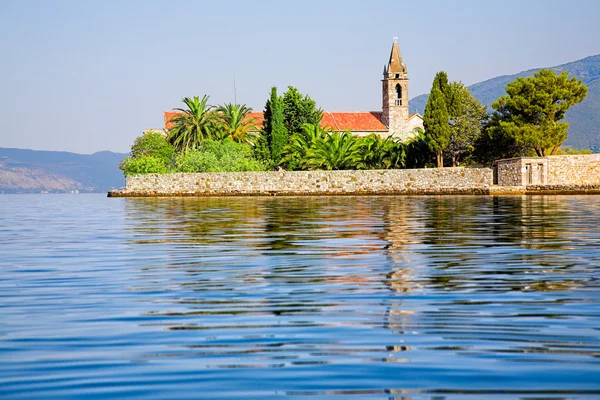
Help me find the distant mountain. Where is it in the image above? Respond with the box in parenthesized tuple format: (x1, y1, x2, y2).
(410, 55, 600, 150)
(0, 148, 127, 193)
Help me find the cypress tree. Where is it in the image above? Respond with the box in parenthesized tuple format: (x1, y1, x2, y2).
(423, 85, 451, 168)
(432, 71, 451, 107)
(267, 87, 287, 165)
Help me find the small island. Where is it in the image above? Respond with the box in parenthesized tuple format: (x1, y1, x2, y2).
(110, 39, 599, 197)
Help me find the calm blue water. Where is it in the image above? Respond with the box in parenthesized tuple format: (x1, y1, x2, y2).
(1, 194, 599, 399)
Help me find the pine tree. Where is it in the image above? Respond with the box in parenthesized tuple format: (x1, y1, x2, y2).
(490, 70, 587, 156)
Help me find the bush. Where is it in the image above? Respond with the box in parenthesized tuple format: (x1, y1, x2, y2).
(404, 133, 436, 169)
(131, 131, 175, 163)
(175, 139, 265, 172)
(120, 155, 170, 175)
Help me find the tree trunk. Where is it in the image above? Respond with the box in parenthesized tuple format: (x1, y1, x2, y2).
(451, 153, 457, 167)
(437, 152, 444, 168)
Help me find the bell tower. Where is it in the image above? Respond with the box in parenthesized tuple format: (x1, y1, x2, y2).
(382, 37, 410, 139)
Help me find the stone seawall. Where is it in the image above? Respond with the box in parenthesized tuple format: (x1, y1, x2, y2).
(111, 168, 493, 197)
(494, 154, 600, 186)
(547, 154, 600, 185)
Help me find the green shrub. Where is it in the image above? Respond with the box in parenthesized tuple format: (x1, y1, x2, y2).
(131, 131, 175, 163)
(404, 133, 436, 169)
(175, 139, 265, 172)
(120, 155, 169, 175)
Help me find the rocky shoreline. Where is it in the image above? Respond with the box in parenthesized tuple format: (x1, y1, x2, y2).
(107, 186, 600, 197)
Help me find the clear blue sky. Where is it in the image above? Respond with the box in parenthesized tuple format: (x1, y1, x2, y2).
(1, 0, 599, 154)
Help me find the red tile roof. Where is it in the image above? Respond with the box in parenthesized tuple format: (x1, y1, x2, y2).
(164, 111, 179, 130)
(164, 111, 388, 132)
(321, 112, 387, 131)
(246, 112, 264, 128)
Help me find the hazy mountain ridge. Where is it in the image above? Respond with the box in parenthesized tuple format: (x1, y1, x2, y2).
(410, 54, 600, 150)
(0, 148, 127, 193)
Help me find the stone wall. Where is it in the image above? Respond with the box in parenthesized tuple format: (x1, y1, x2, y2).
(495, 159, 521, 186)
(120, 168, 493, 196)
(495, 154, 600, 186)
(547, 154, 600, 185)
(495, 158, 548, 186)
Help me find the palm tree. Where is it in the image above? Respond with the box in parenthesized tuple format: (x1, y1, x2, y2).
(215, 103, 257, 144)
(359, 134, 406, 169)
(281, 123, 328, 170)
(167, 96, 216, 152)
(305, 130, 363, 170)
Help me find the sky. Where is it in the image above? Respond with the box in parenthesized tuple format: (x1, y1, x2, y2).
(1, 0, 599, 154)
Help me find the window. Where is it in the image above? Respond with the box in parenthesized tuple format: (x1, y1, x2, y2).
(395, 74, 400, 79)
(395, 84, 402, 106)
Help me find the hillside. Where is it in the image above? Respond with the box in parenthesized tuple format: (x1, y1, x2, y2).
(0, 148, 127, 193)
(410, 55, 600, 150)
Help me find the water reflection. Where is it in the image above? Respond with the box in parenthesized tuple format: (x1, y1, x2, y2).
(118, 196, 600, 395)
(2, 194, 599, 398)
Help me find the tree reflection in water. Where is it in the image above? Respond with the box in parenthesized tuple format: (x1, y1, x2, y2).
(123, 195, 600, 369)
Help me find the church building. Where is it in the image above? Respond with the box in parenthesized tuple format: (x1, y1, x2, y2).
(164, 38, 423, 141)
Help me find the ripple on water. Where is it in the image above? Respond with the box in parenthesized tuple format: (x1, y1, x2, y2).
(0, 194, 599, 399)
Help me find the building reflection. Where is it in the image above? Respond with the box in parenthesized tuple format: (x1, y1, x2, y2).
(123, 195, 591, 334)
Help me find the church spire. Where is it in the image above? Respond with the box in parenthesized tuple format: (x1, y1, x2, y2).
(387, 37, 407, 75)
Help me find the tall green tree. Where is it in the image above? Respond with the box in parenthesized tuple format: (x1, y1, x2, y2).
(215, 103, 257, 144)
(472, 113, 531, 166)
(490, 70, 587, 156)
(432, 71, 451, 108)
(281, 86, 323, 135)
(423, 83, 451, 168)
(446, 82, 487, 166)
(264, 87, 288, 165)
(167, 95, 216, 152)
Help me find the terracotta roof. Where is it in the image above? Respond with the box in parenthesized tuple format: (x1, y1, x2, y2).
(246, 112, 264, 128)
(321, 112, 388, 131)
(164, 111, 179, 130)
(164, 111, 388, 132)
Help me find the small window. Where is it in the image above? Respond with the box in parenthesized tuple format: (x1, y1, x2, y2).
(395, 74, 400, 78)
(395, 84, 403, 105)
